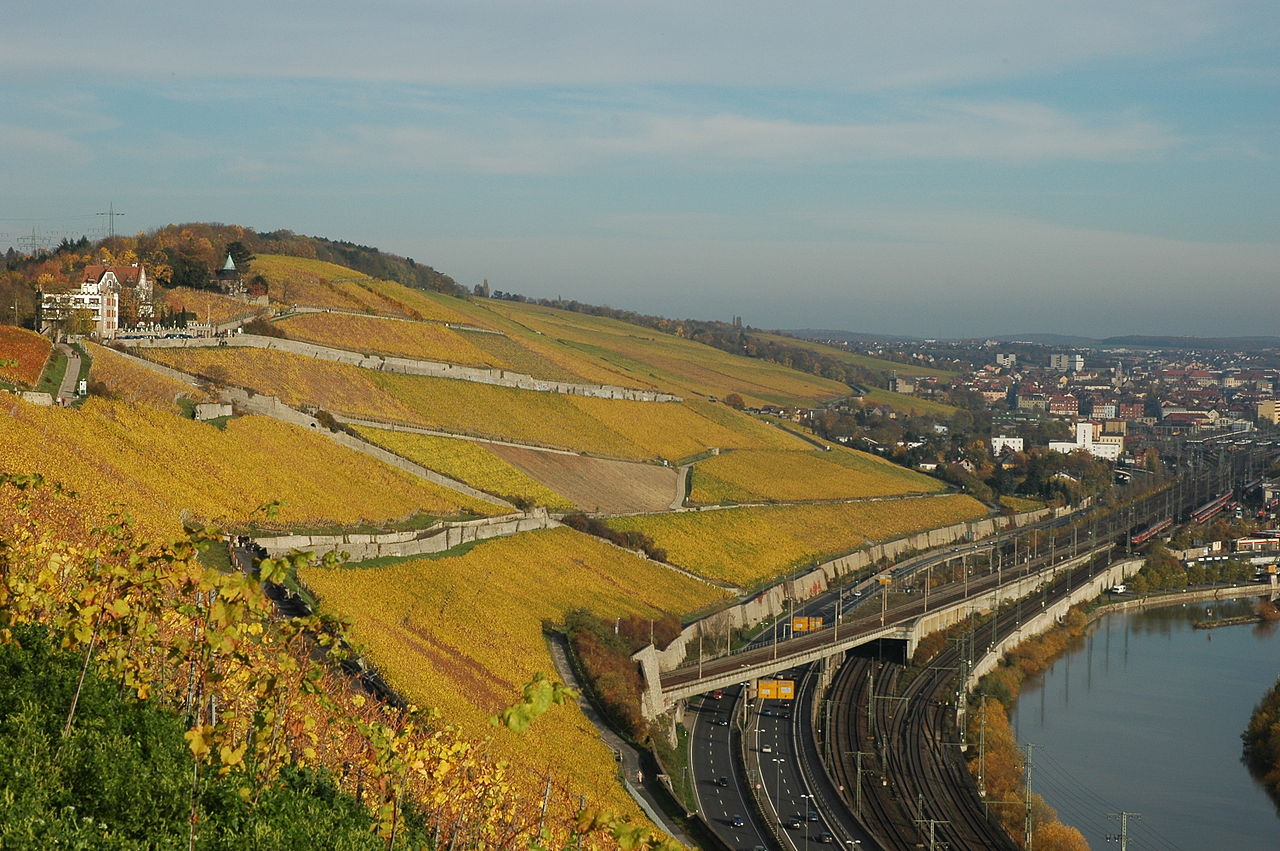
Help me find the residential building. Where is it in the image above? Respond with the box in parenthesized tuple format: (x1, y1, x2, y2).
(991, 435, 1024, 455)
(38, 264, 153, 338)
(1050, 353, 1085, 372)
(1048, 420, 1121, 461)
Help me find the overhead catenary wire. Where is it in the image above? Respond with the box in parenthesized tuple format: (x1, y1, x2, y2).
(1032, 749, 1190, 851)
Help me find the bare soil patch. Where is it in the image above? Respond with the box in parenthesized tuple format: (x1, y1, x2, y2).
(489, 445, 678, 514)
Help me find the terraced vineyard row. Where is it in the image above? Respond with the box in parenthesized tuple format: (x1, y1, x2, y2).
(140, 346, 809, 461)
(0, 398, 494, 539)
(689, 446, 946, 504)
(0, 326, 52, 388)
(300, 526, 728, 819)
(607, 495, 986, 586)
(354, 426, 577, 510)
(85, 342, 209, 410)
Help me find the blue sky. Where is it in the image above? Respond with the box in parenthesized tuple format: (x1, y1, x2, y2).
(2, 1, 1277, 338)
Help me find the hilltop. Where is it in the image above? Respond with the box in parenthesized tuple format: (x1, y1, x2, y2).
(0, 228, 994, 848)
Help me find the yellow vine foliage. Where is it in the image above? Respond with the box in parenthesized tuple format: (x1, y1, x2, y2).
(414, 297, 648, 387)
(141, 347, 806, 461)
(276, 311, 500, 366)
(566, 397, 808, 461)
(143, 347, 421, 423)
(85, 342, 210, 410)
(162, 287, 266, 326)
(0, 325, 52, 388)
(689, 445, 945, 504)
(355, 427, 576, 510)
(0, 397, 493, 540)
(0, 478, 643, 850)
(607, 495, 987, 585)
(484, 300, 850, 406)
(354, 275, 487, 326)
(253, 255, 481, 325)
(300, 526, 727, 822)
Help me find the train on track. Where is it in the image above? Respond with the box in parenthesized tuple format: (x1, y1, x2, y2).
(1190, 489, 1234, 524)
(1130, 517, 1173, 547)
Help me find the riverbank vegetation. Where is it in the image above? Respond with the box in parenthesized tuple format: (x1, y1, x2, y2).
(1242, 677, 1280, 804)
(966, 605, 1092, 850)
(1125, 543, 1254, 594)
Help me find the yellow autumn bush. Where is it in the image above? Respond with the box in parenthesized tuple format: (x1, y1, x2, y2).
(355, 427, 576, 509)
(608, 495, 988, 585)
(300, 526, 727, 818)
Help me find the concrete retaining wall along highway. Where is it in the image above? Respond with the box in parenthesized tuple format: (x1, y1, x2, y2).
(124, 334, 681, 402)
(639, 507, 1054, 678)
(254, 508, 555, 561)
(963, 558, 1144, 692)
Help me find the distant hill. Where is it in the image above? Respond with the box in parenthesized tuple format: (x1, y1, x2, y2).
(996, 333, 1098, 346)
(998, 333, 1280, 352)
(787, 328, 920, 344)
(1097, 335, 1280, 352)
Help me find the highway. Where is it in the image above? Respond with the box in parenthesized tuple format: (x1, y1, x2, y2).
(681, 445, 1274, 849)
(689, 684, 775, 850)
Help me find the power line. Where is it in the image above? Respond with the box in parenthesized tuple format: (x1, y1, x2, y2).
(0, 214, 100, 222)
(97, 202, 124, 238)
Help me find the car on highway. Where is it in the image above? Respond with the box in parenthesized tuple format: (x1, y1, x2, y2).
(818, 832, 834, 843)
(709, 689, 724, 700)
(713, 776, 729, 787)
(730, 813, 745, 827)
(760, 744, 773, 753)
(786, 817, 803, 829)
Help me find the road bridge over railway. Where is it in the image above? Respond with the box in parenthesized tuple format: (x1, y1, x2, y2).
(638, 543, 1121, 718)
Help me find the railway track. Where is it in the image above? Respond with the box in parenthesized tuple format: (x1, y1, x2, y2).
(823, 548, 1123, 849)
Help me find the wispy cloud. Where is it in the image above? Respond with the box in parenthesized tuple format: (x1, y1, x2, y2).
(1, 1, 1226, 90)
(0, 124, 89, 164)
(293, 98, 1176, 177)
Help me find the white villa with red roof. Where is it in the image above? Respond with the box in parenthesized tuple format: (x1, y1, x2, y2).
(38, 264, 154, 337)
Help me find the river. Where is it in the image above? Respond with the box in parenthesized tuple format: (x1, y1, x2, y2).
(1009, 595, 1280, 850)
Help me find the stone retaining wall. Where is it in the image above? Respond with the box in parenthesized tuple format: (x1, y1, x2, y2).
(216, 387, 512, 508)
(124, 334, 681, 402)
(256, 508, 555, 561)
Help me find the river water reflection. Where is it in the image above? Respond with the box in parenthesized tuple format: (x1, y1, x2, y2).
(1009, 596, 1280, 850)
